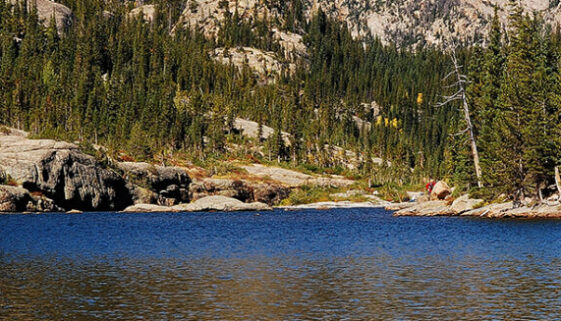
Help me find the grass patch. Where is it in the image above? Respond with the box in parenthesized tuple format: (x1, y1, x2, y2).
(374, 182, 423, 203)
(280, 185, 344, 206)
(194, 159, 249, 178)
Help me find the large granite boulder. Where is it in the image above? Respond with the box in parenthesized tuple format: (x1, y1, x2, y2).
(450, 195, 483, 215)
(121, 203, 173, 213)
(123, 196, 272, 213)
(393, 200, 451, 216)
(190, 178, 253, 202)
(430, 181, 451, 200)
(174, 196, 271, 212)
(252, 182, 291, 205)
(0, 135, 131, 211)
(118, 162, 190, 206)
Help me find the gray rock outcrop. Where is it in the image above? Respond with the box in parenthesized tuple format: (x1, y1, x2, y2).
(189, 178, 290, 205)
(450, 195, 483, 215)
(0, 135, 131, 211)
(211, 47, 296, 84)
(174, 196, 271, 212)
(241, 164, 354, 188)
(393, 200, 451, 216)
(118, 162, 190, 206)
(123, 195, 272, 213)
(128, 4, 156, 22)
(430, 181, 451, 200)
(10, 0, 73, 33)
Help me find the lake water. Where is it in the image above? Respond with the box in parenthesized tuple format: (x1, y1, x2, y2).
(1, 208, 561, 320)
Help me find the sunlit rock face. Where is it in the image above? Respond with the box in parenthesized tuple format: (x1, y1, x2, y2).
(9, 0, 73, 33)
(175, 0, 561, 47)
(128, 4, 157, 22)
(0, 134, 131, 211)
(173, 0, 283, 37)
(210, 47, 296, 84)
(310, 0, 561, 46)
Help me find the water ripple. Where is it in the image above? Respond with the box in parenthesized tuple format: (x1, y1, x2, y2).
(1, 209, 561, 320)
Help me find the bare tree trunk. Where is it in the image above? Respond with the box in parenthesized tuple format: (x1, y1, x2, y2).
(459, 88, 483, 188)
(555, 166, 561, 196)
(442, 47, 484, 188)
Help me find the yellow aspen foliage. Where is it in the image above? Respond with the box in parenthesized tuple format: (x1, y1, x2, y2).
(417, 93, 423, 105)
(391, 118, 398, 128)
(384, 118, 389, 127)
(376, 115, 383, 126)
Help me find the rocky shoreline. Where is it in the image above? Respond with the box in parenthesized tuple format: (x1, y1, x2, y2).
(0, 129, 292, 213)
(4, 130, 560, 217)
(0, 129, 376, 214)
(387, 194, 561, 219)
(122, 196, 272, 213)
(381, 180, 561, 219)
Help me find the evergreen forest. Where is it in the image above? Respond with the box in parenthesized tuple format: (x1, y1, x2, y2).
(1, 0, 560, 202)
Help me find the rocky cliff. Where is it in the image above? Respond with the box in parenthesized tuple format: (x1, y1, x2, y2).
(0, 130, 131, 211)
(118, 162, 191, 206)
(0, 129, 296, 212)
(307, 0, 560, 45)
(175, 0, 561, 47)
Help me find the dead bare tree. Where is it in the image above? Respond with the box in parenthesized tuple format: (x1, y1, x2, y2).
(436, 44, 483, 188)
(555, 166, 561, 196)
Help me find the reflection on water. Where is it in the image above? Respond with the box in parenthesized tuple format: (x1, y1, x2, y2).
(2, 209, 561, 320)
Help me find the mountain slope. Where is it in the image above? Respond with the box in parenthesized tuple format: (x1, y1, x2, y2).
(174, 0, 561, 46)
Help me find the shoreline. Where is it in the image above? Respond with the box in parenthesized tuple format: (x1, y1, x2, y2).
(388, 198, 561, 219)
(1, 200, 390, 214)
(2, 199, 561, 218)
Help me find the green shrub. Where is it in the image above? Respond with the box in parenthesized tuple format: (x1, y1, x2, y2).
(376, 183, 410, 202)
(280, 185, 342, 206)
(469, 186, 499, 202)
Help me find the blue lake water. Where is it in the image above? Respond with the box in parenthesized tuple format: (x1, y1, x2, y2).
(1, 208, 561, 320)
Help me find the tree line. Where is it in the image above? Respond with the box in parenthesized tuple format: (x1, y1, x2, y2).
(3, 0, 558, 201)
(449, 2, 561, 203)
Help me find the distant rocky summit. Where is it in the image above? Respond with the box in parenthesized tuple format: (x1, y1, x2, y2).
(173, 0, 561, 48)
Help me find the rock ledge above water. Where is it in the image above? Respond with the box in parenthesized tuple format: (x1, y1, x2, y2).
(123, 196, 272, 213)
